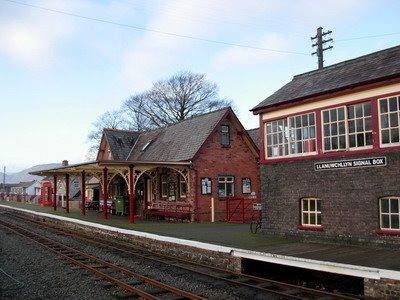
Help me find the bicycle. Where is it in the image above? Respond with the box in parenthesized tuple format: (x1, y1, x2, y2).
(250, 214, 262, 234)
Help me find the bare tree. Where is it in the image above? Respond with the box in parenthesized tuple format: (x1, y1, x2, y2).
(87, 110, 126, 157)
(122, 93, 153, 132)
(88, 71, 231, 158)
(123, 71, 231, 127)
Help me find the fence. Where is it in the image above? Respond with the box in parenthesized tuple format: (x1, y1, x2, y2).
(0, 193, 39, 204)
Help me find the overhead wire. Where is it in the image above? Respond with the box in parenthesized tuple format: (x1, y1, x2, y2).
(1, 0, 308, 55)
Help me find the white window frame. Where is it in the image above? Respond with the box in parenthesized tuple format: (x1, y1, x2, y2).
(379, 197, 400, 230)
(301, 198, 322, 226)
(264, 112, 317, 159)
(218, 176, 234, 198)
(378, 95, 400, 148)
(322, 102, 373, 153)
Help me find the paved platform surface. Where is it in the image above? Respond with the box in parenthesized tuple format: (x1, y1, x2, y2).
(2, 200, 400, 276)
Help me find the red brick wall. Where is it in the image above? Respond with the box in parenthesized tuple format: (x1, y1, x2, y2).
(192, 118, 260, 222)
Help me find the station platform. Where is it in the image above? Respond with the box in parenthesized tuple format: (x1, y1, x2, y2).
(1, 200, 400, 283)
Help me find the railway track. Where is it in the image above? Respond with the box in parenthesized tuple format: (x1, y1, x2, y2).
(0, 218, 204, 300)
(5, 212, 360, 300)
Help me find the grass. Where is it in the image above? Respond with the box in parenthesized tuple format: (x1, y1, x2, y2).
(0, 200, 295, 251)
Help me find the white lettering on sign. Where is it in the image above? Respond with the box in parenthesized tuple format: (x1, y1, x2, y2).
(315, 157, 386, 171)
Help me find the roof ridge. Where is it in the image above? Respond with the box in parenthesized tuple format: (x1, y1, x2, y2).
(246, 127, 259, 131)
(139, 106, 231, 134)
(103, 128, 140, 134)
(294, 44, 400, 79)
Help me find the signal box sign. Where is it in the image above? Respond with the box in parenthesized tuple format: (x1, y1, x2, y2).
(314, 157, 386, 171)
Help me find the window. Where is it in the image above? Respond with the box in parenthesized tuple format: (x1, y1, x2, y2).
(322, 107, 347, 151)
(242, 178, 251, 194)
(221, 125, 230, 146)
(218, 176, 234, 198)
(379, 197, 400, 230)
(265, 118, 288, 157)
(301, 198, 321, 226)
(322, 102, 372, 151)
(265, 112, 316, 158)
(201, 178, 212, 195)
(179, 175, 187, 198)
(161, 175, 168, 198)
(348, 102, 372, 148)
(379, 96, 400, 146)
(289, 113, 316, 155)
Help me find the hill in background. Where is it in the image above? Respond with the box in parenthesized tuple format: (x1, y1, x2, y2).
(0, 163, 60, 184)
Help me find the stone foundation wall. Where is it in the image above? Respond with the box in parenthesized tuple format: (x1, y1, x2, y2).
(14, 209, 242, 272)
(364, 278, 400, 299)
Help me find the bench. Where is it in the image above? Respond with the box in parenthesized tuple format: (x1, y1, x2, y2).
(145, 209, 191, 222)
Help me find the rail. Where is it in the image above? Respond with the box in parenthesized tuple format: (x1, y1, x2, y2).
(7, 212, 361, 300)
(0, 218, 204, 300)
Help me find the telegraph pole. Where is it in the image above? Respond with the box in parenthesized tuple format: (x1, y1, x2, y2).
(311, 27, 333, 69)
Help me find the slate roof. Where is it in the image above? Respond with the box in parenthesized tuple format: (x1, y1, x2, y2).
(103, 129, 140, 160)
(247, 128, 260, 148)
(128, 108, 229, 162)
(252, 45, 400, 111)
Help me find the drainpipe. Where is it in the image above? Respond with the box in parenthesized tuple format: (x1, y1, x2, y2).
(193, 167, 198, 222)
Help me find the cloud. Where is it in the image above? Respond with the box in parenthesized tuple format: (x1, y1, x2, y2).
(121, 0, 213, 89)
(0, 0, 139, 69)
(0, 0, 75, 69)
(121, 0, 278, 89)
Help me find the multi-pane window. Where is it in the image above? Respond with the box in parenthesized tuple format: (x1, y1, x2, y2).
(161, 175, 168, 198)
(323, 102, 372, 151)
(265, 112, 316, 158)
(380, 197, 400, 230)
(348, 102, 372, 148)
(289, 113, 316, 154)
(179, 175, 187, 198)
(218, 176, 234, 198)
(201, 178, 212, 195)
(301, 198, 321, 226)
(265, 119, 288, 157)
(221, 125, 230, 146)
(380, 96, 400, 145)
(322, 107, 347, 151)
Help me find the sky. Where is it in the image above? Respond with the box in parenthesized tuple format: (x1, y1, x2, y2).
(1, 0, 400, 172)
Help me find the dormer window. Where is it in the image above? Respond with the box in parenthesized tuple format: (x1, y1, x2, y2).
(221, 125, 230, 146)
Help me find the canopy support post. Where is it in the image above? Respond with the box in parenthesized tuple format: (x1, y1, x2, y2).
(102, 167, 108, 220)
(65, 174, 70, 213)
(129, 165, 135, 224)
(53, 175, 57, 211)
(81, 170, 86, 216)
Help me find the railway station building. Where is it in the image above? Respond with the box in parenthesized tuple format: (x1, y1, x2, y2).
(33, 107, 260, 223)
(252, 45, 400, 246)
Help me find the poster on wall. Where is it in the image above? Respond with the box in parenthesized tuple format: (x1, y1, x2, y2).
(242, 178, 251, 194)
